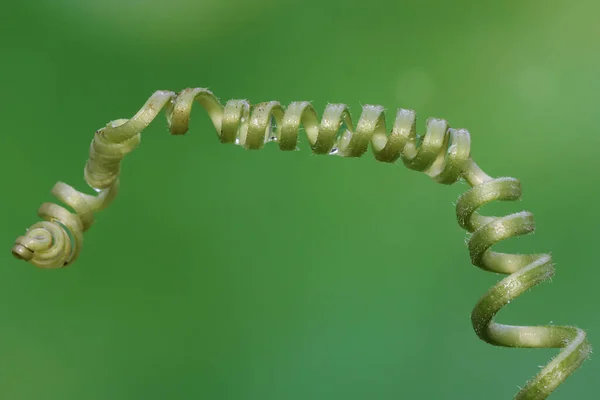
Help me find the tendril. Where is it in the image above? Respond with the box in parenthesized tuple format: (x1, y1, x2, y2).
(11, 87, 590, 399)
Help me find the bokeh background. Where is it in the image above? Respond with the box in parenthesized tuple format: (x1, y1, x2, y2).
(2, 1, 599, 399)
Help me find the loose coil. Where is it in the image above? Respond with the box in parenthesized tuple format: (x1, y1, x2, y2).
(11, 87, 590, 399)
(457, 165, 591, 399)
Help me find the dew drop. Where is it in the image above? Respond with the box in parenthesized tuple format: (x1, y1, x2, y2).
(329, 147, 339, 155)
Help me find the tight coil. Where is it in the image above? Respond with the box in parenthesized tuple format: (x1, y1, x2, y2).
(11, 88, 590, 399)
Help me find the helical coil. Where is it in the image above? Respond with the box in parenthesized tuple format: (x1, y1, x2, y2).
(11, 87, 590, 399)
(457, 165, 591, 399)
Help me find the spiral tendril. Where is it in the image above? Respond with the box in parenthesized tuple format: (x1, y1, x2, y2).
(12, 87, 590, 398)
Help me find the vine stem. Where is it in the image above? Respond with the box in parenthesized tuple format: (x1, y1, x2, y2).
(11, 88, 591, 399)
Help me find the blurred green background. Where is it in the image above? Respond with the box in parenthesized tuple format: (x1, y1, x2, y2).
(2, 1, 599, 399)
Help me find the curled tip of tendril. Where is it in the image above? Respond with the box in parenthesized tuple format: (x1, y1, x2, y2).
(13, 180, 120, 268)
(12, 221, 72, 268)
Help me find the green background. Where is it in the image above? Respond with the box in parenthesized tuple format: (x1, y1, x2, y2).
(2, 1, 599, 399)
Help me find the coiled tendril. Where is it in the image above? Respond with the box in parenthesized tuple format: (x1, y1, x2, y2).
(12, 88, 590, 399)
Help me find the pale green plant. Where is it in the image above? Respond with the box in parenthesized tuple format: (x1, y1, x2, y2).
(12, 88, 591, 399)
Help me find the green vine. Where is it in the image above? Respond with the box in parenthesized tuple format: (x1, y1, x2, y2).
(11, 87, 591, 399)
